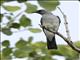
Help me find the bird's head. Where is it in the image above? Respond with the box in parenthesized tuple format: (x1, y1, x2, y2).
(34, 10, 47, 15)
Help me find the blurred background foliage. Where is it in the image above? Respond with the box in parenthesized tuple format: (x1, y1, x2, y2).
(0, 0, 80, 60)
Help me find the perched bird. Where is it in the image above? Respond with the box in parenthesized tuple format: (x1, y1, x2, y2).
(34, 10, 61, 49)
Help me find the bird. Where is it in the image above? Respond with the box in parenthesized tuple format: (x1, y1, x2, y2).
(34, 10, 61, 49)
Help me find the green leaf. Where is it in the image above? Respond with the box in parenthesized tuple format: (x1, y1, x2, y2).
(32, 42, 46, 50)
(2, 40, 10, 47)
(38, 0, 60, 11)
(13, 50, 25, 58)
(28, 28, 42, 33)
(1, 51, 12, 60)
(2, 48, 12, 57)
(25, 3, 37, 13)
(0, 53, 1, 60)
(58, 45, 78, 59)
(28, 36, 33, 43)
(1, 56, 12, 60)
(29, 51, 37, 57)
(14, 45, 33, 58)
(15, 39, 27, 49)
(0, 14, 3, 22)
(13, 49, 28, 58)
(3, 6, 20, 12)
(0, 0, 15, 5)
(49, 50, 61, 55)
(20, 15, 31, 27)
(74, 41, 80, 48)
(2, 28, 12, 35)
(17, 0, 27, 3)
(39, 55, 52, 60)
(10, 23, 20, 29)
(0, 0, 4, 5)
(6, 16, 12, 20)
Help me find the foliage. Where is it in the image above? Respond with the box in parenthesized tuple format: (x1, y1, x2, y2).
(1, 0, 80, 60)
(20, 15, 31, 27)
(2, 27, 12, 35)
(28, 28, 42, 33)
(3, 6, 20, 12)
(17, 0, 27, 3)
(37, 0, 60, 11)
(2, 40, 10, 47)
(0, 14, 3, 22)
(0, 0, 59, 35)
(25, 3, 37, 13)
(1, 39, 80, 60)
(10, 23, 20, 29)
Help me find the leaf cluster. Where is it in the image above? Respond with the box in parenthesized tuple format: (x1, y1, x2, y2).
(1, 39, 80, 60)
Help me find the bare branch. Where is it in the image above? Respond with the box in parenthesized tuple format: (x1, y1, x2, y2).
(39, 7, 80, 53)
(58, 7, 80, 53)
(39, 24, 80, 53)
(56, 32, 80, 53)
(58, 7, 71, 40)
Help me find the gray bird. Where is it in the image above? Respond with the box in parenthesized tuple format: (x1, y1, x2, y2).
(34, 10, 61, 49)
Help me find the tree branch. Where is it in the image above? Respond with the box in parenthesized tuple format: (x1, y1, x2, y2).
(58, 7, 71, 40)
(39, 24, 80, 53)
(56, 32, 80, 53)
(39, 7, 80, 53)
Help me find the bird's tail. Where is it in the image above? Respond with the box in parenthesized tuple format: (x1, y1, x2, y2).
(47, 36, 57, 49)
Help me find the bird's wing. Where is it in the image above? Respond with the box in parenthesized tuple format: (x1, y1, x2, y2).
(40, 17, 55, 41)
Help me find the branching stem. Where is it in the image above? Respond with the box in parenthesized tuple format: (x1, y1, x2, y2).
(39, 24, 80, 53)
(39, 7, 80, 53)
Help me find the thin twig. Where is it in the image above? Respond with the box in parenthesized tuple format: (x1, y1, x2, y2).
(56, 32, 80, 53)
(58, 7, 71, 40)
(39, 24, 80, 53)
(58, 7, 80, 53)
